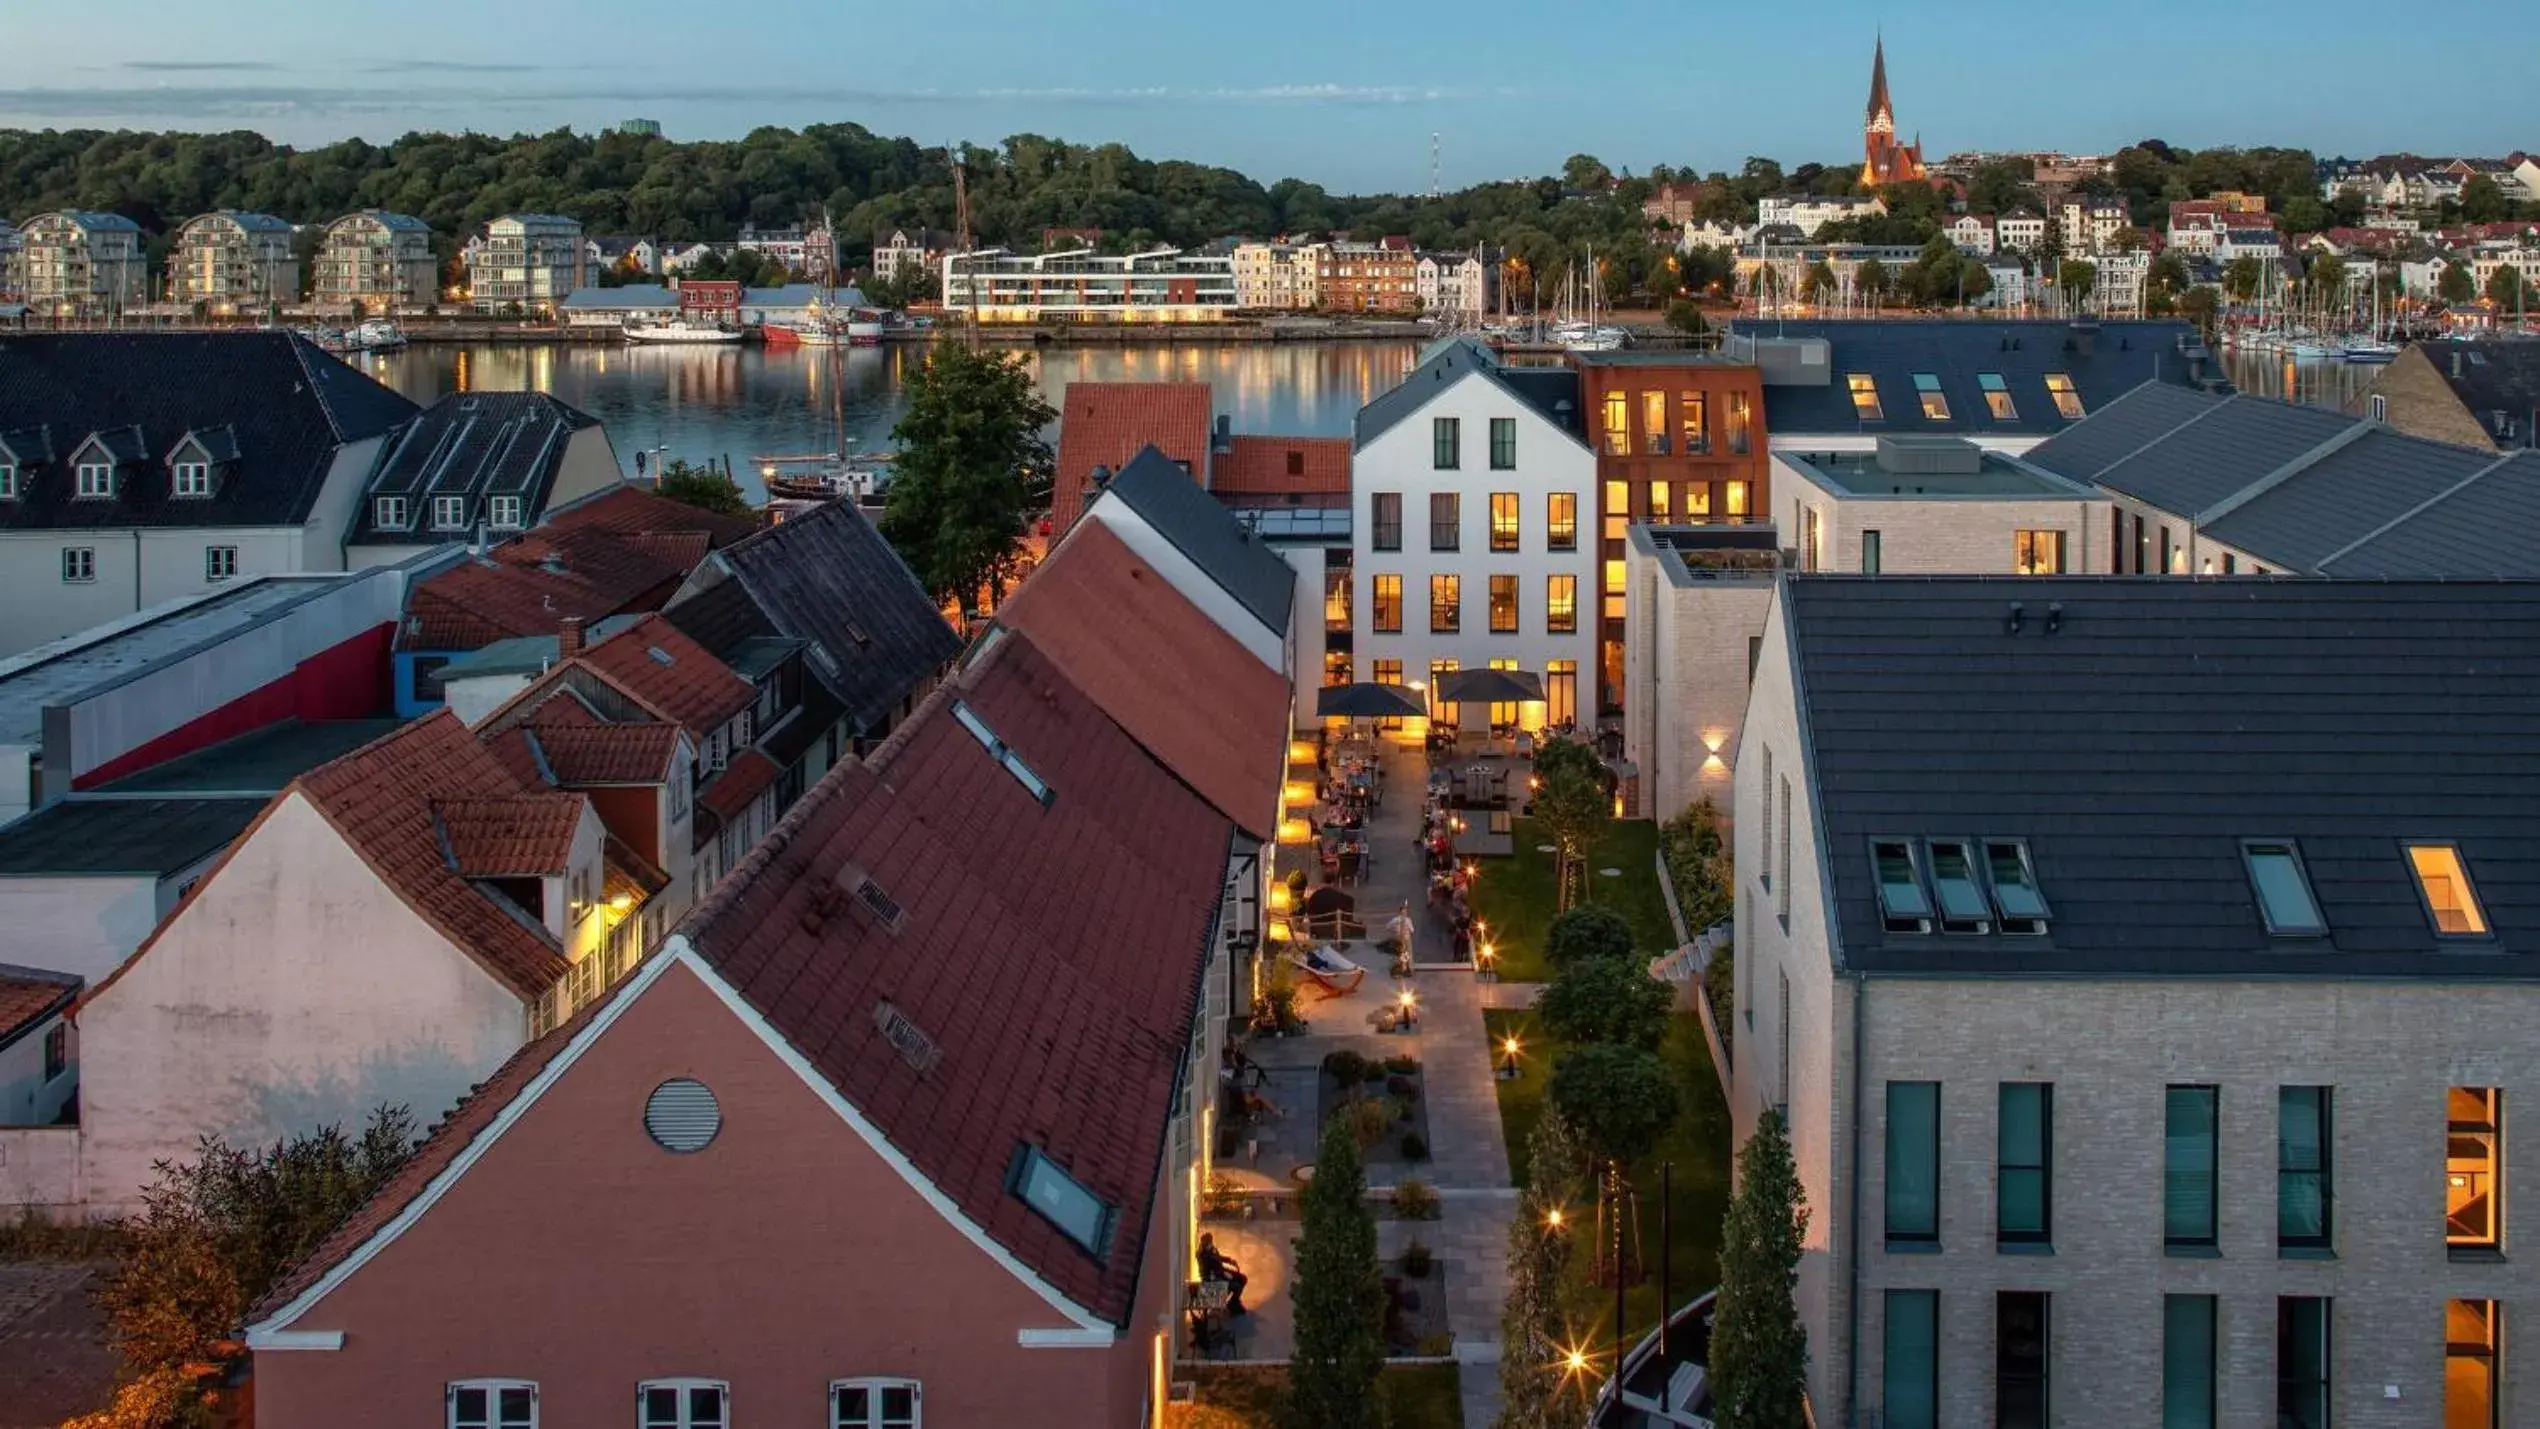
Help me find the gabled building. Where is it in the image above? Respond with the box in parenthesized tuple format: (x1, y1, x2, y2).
(1048, 382, 1216, 540)
(872, 227, 957, 282)
(170, 211, 299, 315)
(2351, 339, 2540, 451)
(314, 211, 437, 312)
(345, 391, 622, 563)
(0, 966, 78, 1130)
(583, 236, 659, 278)
(11, 212, 148, 319)
(1859, 38, 1926, 187)
(1735, 576, 2540, 1429)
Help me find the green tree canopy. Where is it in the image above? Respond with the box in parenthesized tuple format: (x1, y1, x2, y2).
(2462, 175, 2510, 224)
(2489, 263, 2526, 310)
(1540, 952, 1673, 1051)
(1288, 1118, 1385, 1429)
(654, 459, 751, 518)
(1711, 1109, 1811, 1429)
(880, 339, 1056, 619)
(2440, 260, 2477, 304)
(2058, 259, 2099, 309)
(1665, 298, 1708, 335)
(1548, 1043, 1681, 1169)
(1545, 903, 1635, 968)
(2223, 255, 2266, 302)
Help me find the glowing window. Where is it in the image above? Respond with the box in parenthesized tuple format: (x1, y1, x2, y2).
(1912, 373, 1950, 421)
(2408, 844, 2488, 936)
(2045, 374, 2085, 419)
(1979, 372, 2018, 420)
(1847, 374, 1884, 421)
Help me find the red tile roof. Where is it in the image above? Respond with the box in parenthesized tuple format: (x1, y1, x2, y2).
(0, 966, 78, 1044)
(992, 520, 1288, 838)
(698, 748, 781, 822)
(572, 614, 754, 742)
(433, 796, 584, 877)
(1050, 382, 1214, 539)
(529, 721, 683, 785)
(1210, 434, 1351, 501)
(546, 484, 759, 546)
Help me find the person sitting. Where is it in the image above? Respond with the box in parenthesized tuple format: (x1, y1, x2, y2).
(1197, 1234, 1249, 1315)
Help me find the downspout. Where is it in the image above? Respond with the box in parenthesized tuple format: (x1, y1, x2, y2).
(1844, 970, 1866, 1428)
(132, 529, 141, 612)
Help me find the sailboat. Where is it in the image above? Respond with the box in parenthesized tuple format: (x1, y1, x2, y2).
(2343, 270, 2399, 362)
(1553, 247, 1628, 351)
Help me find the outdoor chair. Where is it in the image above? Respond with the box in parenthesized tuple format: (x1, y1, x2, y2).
(1286, 944, 1367, 997)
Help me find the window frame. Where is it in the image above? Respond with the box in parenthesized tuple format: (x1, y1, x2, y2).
(2404, 841, 2491, 939)
(2241, 840, 2327, 937)
(432, 493, 469, 530)
(1488, 491, 1519, 552)
(830, 1377, 922, 1429)
(171, 460, 213, 498)
(1884, 1080, 1941, 1247)
(1602, 391, 1631, 455)
(1545, 574, 1577, 634)
(1429, 491, 1460, 552)
(1545, 492, 1577, 551)
(2274, 1297, 2330, 1429)
(1680, 391, 1709, 454)
(1861, 528, 1882, 574)
(2276, 1086, 2332, 1252)
(1370, 573, 1403, 633)
(1996, 1290, 2051, 1429)
(2013, 529, 2066, 575)
(1997, 1082, 2053, 1246)
(2445, 1300, 2500, 1429)
(1487, 573, 1518, 634)
(2447, 1086, 2502, 1250)
(205, 545, 238, 583)
(2160, 1296, 2217, 1429)
(1726, 392, 1752, 455)
(1488, 416, 1516, 470)
(1429, 573, 1460, 633)
(43, 1022, 68, 1081)
(1009, 1143, 1117, 1256)
(0, 462, 16, 500)
(446, 1379, 538, 1429)
(1979, 372, 2019, 421)
(1846, 373, 1884, 421)
(489, 494, 526, 529)
(1912, 372, 1950, 420)
(1370, 491, 1402, 551)
(61, 546, 96, 584)
(1882, 1289, 1939, 1429)
(1431, 415, 1461, 470)
(1982, 839, 2052, 934)
(1869, 837, 1935, 934)
(2164, 1085, 2221, 1251)
(1926, 838, 1994, 935)
(2045, 373, 2086, 419)
(636, 1379, 728, 1429)
(75, 461, 114, 499)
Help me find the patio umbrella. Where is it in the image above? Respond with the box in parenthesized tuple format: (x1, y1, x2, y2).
(1434, 668, 1545, 705)
(1302, 885, 1357, 919)
(1316, 682, 1430, 719)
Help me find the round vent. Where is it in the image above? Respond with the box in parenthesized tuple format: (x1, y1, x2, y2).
(643, 1078, 721, 1153)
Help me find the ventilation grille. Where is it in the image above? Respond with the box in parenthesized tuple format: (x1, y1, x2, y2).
(874, 1000, 940, 1073)
(643, 1077, 721, 1152)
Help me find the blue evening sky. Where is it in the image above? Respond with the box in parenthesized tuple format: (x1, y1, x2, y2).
(3, 0, 2532, 193)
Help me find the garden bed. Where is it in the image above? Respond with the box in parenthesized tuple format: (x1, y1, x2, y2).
(1315, 1046, 1433, 1171)
(1383, 1246, 1454, 1356)
(1169, 1363, 1463, 1429)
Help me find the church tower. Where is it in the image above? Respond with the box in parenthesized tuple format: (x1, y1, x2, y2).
(1860, 36, 1926, 188)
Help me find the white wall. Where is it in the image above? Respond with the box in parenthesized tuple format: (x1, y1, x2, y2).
(0, 1010, 72, 1125)
(301, 435, 391, 572)
(549, 431, 627, 511)
(1625, 558, 1773, 823)
(1276, 544, 1327, 730)
(0, 873, 171, 985)
(445, 672, 535, 727)
(78, 793, 529, 1215)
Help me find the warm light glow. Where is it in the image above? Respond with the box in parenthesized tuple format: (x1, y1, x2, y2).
(1546, 1207, 1564, 1229)
(1398, 988, 1418, 1009)
(1612, 793, 1626, 818)
(1289, 739, 1318, 763)
(1284, 781, 1317, 806)
(1278, 817, 1314, 845)
(1503, 1035, 1522, 1057)
(1267, 920, 1293, 944)
(1701, 726, 1729, 753)
(607, 893, 633, 914)
(1563, 1347, 1589, 1374)
(1270, 885, 1294, 913)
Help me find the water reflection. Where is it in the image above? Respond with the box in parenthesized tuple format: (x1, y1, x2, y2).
(2219, 349, 2375, 411)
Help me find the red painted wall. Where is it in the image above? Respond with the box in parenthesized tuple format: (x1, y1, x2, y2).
(74, 623, 395, 790)
(252, 960, 1157, 1429)
(583, 786, 663, 867)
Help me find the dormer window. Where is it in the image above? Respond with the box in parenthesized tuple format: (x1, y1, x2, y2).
(489, 495, 524, 529)
(76, 462, 114, 498)
(1983, 839, 2052, 935)
(172, 461, 212, 498)
(376, 495, 410, 530)
(432, 495, 468, 530)
(0, 464, 15, 500)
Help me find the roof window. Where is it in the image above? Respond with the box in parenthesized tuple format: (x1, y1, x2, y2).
(1010, 1144, 1115, 1256)
(648, 646, 675, 666)
(1927, 840, 1992, 934)
(1847, 374, 1884, 422)
(1979, 372, 2018, 420)
(1871, 838, 1933, 934)
(1983, 840, 2052, 935)
(2407, 843, 2489, 937)
(952, 699, 1055, 807)
(1912, 373, 1950, 422)
(2242, 841, 2325, 937)
(2045, 374, 2085, 420)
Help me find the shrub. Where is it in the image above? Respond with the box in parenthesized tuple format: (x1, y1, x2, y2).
(1203, 1171, 1250, 1218)
(1540, 951, 1673, 1052)
(1663, 797, 1735, 932)
(1343, 1096, 1395, 1150)
(1402, 1239, 1435, 1277)
(1545, 903, 1635, 966)
(1400, 1131, 1430, 1161)
(1322, 1049, 1375, 1085)
(1704, 946, 1736, 1058)
(1393, 1177, 1442, 1220)
(1385, 1073, 1419, 1098)
(1381, 1054, 1420, 1075)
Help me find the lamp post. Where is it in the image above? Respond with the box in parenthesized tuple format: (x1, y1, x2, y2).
(1395, 986, 1418, 1032)
(1500, 1033, 1522, 1079)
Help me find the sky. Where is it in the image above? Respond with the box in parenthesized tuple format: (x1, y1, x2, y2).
(3, 0, 2535, 194)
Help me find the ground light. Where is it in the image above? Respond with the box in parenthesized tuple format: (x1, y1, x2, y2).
(1500, 1033, 1522, 1079)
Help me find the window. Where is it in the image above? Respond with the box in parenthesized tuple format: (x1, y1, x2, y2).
(0, 463, 15, 500)
(433, 494, 468, 529)
(1726, 479, 1751, 521)
(832, 1378, 921, 1429)
(1324, 650, 1351, 685)
(1489, 416, 1516, 469)
(2244, 842, 2326, 935)
(1680, 392, 1709, 453)
(2276, 1298, 2330, 1429)
(1996, 1292, 2049, 1429)
(76, 462, 113, 498)
(638, 1380, 727, 1429)
(1871, 839, 1934, 934)
(1490, 492, 1519, 551)
(61, 547, 95, 584)
(2448, 1087, 2501, 1250)
(1912, 372, 1950, 420)
(447, 1380, 536, 1429)
(1643, 389, 1669, 452)
(1546, 492, 1577, 550)
(489, 495, 525, 529)
(1687, 482, 1711, 517)
(1759, 749, 1773, 888)
(1430, 491, 1460, 551)
(1488, 574, 1518, 633)
(951, 699, 1053, 806)
(2407, 843, 2489, 936)
(1776, 776, 1792, 921)
(1861, 529, 1882, 574)
(1846, 373, 1884, 421)
(1011, 1144, 1115, 1254)
(1775, 970, 1790, 1112)
(1726, 393, 1752, 454)
(1983, 840, 2051, 933)
(1545, 659, 1575, 727)
(2161, 1297, 2217, 1429)
(1928, 840, 1992, 934)
(205, 546, 237, 583)
(1432, 416, 1460, 469)
(1603, 479, 1629, 542)
(172, 461, 212, 497)
(1886, 1081, 1940, 1246)
(1372, 657, 1403, 688)
(1323, 567, 1351, 633)
(1371, 492, 1402, 551)
(2370, 393, 2390, 423)
(2278, 1087, 2332, 1251)
(43, 1023, 67, 1081)
(1546, 575, 1577, 634)
(1980, 372, 2018, 420)
(2165, 1086, 2219, 1250)
(1998, 1083, 2052, 1245)
(376, 495, 411, 530)
(2045, 374, 2085, 419)
(2013, 530, 2065, 575)
(1648, 480, 1670, 522)
(1372, 574, 1402, 632)
(2447, 1300, 2499, 1429)
(1602, 391, 1630, 455)
(1883, 1291, 1938, 1429)
(1429, 574, 1460, 632)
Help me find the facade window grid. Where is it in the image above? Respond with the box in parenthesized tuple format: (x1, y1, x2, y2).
(1546, 575, 1577, 634)
(445, 1380, 536, 1429)
(1488, 574, 1518, 633)
(1430, 492, 1460, 552)
(1885, 1080, 1940, 1245)
(2165, 1085, 2220, 1249)
(1430, 574, 1460, 633)
(1371, 574, 1402, 633)
(1489, 492, 1520, 552)
(1997, 1082, 2052, 1244)
(1547, 492, 1577, 551)
(205, 545, 238, 583)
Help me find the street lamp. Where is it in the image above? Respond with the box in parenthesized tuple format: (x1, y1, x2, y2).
(1500, 1033, 1522, 1079)
(1395, 987, 1418, 1031)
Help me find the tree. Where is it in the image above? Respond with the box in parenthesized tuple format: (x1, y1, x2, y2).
(654, 458, 751, 517)
(881, 339, 1056, 620)
(2487, 264, 2526, 311)
(1661, 797, 1733, 931)
(2462, 175, 2509, 224)
(2147, 251, 2193, 296)
(1548, 1043, 1680, 1172)
(1562, 154, 1613, 191)
(2224, 255, 2265, 303)
(1541, 953, 1672, 1051)
(1497, 1111, 1589, 1429)
(2440, 260, 2476, 305)
(1545, 903, 1635, 967)
(2280, 194, 2331, 236)
(1532, 761, 1609, 913)
(1288, 1118, 1385, 1429)
(2308, 254, 2350, 311)
(1711, 1109, 1811, 1429)
(1800, 260, 1837, 305)
(1954, 257, 1993, 308)
(2058, 259, 2099, 310)
(1664, 299, 1708, 336)
(1854, 257, 1888, 311)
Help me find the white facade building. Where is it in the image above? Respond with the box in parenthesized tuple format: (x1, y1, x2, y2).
(1947, 214, 1996, 256)
(1415, 252, 1495, 321)
(467, 213, 586, 315)
(1679, 219, 1753, 252)
(1233, 241, 1322, 310)
(170, 211, 299, 314)
(13, 211, 148, 318)
(1757, 193, 1888, 238)
(1993, 211, 2048, 253)
(942, 247, 1237, 322)
(315, 210, 437, 311)
(2059, 198, 2130, 255)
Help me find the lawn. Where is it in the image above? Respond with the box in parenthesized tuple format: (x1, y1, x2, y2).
(1169, 1362, 1463, 1428)
(1484, 1007, 1731, 1352)
(1469, 818, 1676, 983)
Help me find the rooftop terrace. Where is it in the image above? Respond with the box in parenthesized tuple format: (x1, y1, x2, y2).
(1779, 437, 2092, 500)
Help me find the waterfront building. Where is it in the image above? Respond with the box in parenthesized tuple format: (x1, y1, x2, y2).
(1946, 214, 1996, 256)
(1859, 38, 1927, 187)
(941, 247, 1236, 322)
(1758, 193, 1888, 238)
(315, 211, 437, 312)
(1415, 250, 1497, 321)
(1317, 239, 1421, 315)
(11, 212, 148, 319)
(872, 227, 957, 283)
(1993, 210, 2048, 253)
(467, 213, 586, 316)
(1231, 240, 1324, 311)
(584, 236, 660, 278)
(170, 211, 299, 314)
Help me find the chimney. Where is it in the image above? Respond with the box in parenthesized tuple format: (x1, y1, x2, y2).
(2453, 348, 2465, 380)
(558, 615, 586, 656)
(1213, 413, 1233, 452)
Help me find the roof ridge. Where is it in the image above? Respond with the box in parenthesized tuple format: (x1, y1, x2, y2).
(2194, 413, 2378, 529)
(2314, 446, 2529, 572)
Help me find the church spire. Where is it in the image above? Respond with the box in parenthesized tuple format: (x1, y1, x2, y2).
(1867, 34, 1893, 127)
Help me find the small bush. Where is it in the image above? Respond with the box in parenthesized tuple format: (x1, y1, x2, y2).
(1393, 1178, 1442, 1220)
(1402, 1239, 1435, 1277)
(1344, 1095, 1395, 1150)
(1381, 1054, 1420, 1075)
(1385, 1073, 1419, 1098)
(1363, 1063, 1389, 1085)
(1399, 1131, 1429, 1161)
(1203, 1171, 1249, 1218)
(1322, 1049, 1374, 1084)
(1545, 904, 1635, 966)
(1704, 947, 1736, 1059)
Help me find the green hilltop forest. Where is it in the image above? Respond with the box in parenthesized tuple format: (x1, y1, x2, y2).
(0, 123, 2327, 306)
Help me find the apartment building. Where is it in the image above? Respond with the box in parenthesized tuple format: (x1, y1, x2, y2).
(0, 218, 21, 301)
(465, 213, 586, 315)
(1232, 240, 1324, 311)
(1416, 251, 1497, 321)
(942, 247, 1236, 322)
(1756, 193, 1887, 238)
(1947, 214, 1997, 256)
(315, 210, 438, 311)
(2059, 198, 2131, 255)
(872, 227, 956, 282)
(1349, 339, 1596, 730)
(736, 223, 834, 281)
(1735, 575, 2539, 1429)
(170, 211, 299, 314)
(11, 211, 148, 319)
(1318, 239, 1420, 315)
(1993, 210, 2049, 253)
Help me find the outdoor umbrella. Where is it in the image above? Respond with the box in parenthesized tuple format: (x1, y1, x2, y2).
(1434, 668, 1545, 705)
(1302, 885, 1358, 919)
(1316, 682, 1430, 719)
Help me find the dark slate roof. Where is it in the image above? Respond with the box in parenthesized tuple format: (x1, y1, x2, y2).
(347, 392, 601, 545)
(674, 498, 957, 734)
(2418, 340, 2540, 443)
(1352, 336, 1583, 452)
(2201, 430, 2502, 571)
(2086, 394, 2356, 519)
(0, 333, 418, 531)
(1099, 446, 1298, 638)
(2319, 452, 2540, 578)
(94, 718, 408, 796)
(0, 796, 264, 876)
(1786, 576, 2540, 979)
(1727, 319, 2209, 438)
(2018, 381, 2228, 484)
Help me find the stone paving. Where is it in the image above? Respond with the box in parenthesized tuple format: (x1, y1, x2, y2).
(0, 1263, 116, 1428)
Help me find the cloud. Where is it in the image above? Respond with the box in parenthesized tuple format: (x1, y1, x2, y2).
(368, 60, 547, 74)
(119, 60, 286, 73)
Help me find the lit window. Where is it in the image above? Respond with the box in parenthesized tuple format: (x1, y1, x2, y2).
(172, 461, 212, 497)
(1648, 480, 1670, 522)
(1602, 392, 1630, 455)
(1912, 373, 1950, 420)
(1927, 840, 1992, 934)
(446, 1380, 536, 1429)
(832, 1379, 921, 1429)
(2045, 374, 2085, 419)
(1429, 574, 1460, 633)
(1643, 389, 1668, 453)
(1546, 492, 1577, 551)
(2407, 844, 2488, 936)
(2446, 1301, 2499, 1429)
(1979, 372, 2018, 420)
(1490, 492, 1519, 552)
(432, 494, 468, 529)
(1323, 568, 1350, 633)
(1726, 479, 1751, 520)
(205, 545, 237, 583)
(489, 494, 524, 529)
(2014, 530, 2066, 575)
(1602, 557, 1625, 596)
(1488, 574, 1517, 633)
(1871, 839, 1933, 933)
(61, 547, 95, 584)
(1847, 374, 1883, 421)
(638, 1380, 727, 1429)
(1011, 1144, 1115, 1254)
(2448, 1087, 2501, 1249)
(76, 461, 113, 498)
(1687, 482, 1712, 517)
(1726, 392, 1752, 454)
(1371, 574, 1402, 633)
(2242, 842, 2325, 936)
(1680, 392, 1709, 453)
(376, 495, 410, 529)
(1546, 575, 1577, 634)
(1602, 479, 1629, 541)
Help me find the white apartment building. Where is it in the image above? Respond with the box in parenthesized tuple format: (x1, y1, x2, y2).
(1233, 240, 1322, 310)
(871, 227, 953, 282)
(1734, 575, 2537, 1429)
(1993, 211, 2048, 253)
(12, 211, 148, 319)
(1416, 251, 1495, 321)
(314, 210, 437, 312)
(2059, 198, 2130, 255)
(1757, 193, 1888, 238)
(1348, 339, 1595, 731)
(2089, 250, 2151, 316)
(1947, 214, 1996, 256)
(1679, 219, 1753, 252)
(737, 223, 833, 279)
(467, 213, 587, 315)
(942, 247, 1236, 322)
(2217, 225, 2284, 265)
(170, 211, 299, 314)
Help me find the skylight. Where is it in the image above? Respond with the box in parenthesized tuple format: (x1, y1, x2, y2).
(1912, 373, 1950, 421)
(1983, 840, 2052, 934)
(1847, 374, 1884, 422)
(1927, 840, 1992, 934)
(1871, 839, 1932, 934)
(952, 699, 1056, 807)
(1011, 1145, 1114, 1256)
(2407, 844, 2488, 937)
(2242, 841, 2325, 936)
(2045, 374, 2085, 420)
(1979, 372, 2018, 420)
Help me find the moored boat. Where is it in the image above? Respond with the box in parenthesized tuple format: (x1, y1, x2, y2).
(625, 318, 743, 344)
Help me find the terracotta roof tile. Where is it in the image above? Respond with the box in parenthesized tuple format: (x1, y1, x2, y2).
(0, 965, 78, 1045)
(546, 484, 758, 546)
(530, 721, 682, 785)
(992, 521, 1288, 838)
(1050, 382, 1213, 538)
(572, 614, 754, 741)
(698, 748, 781, 822)
(1211, 434, 1351, 500)
(402, 496, 741, 651)
(433, 796, 583, 877)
